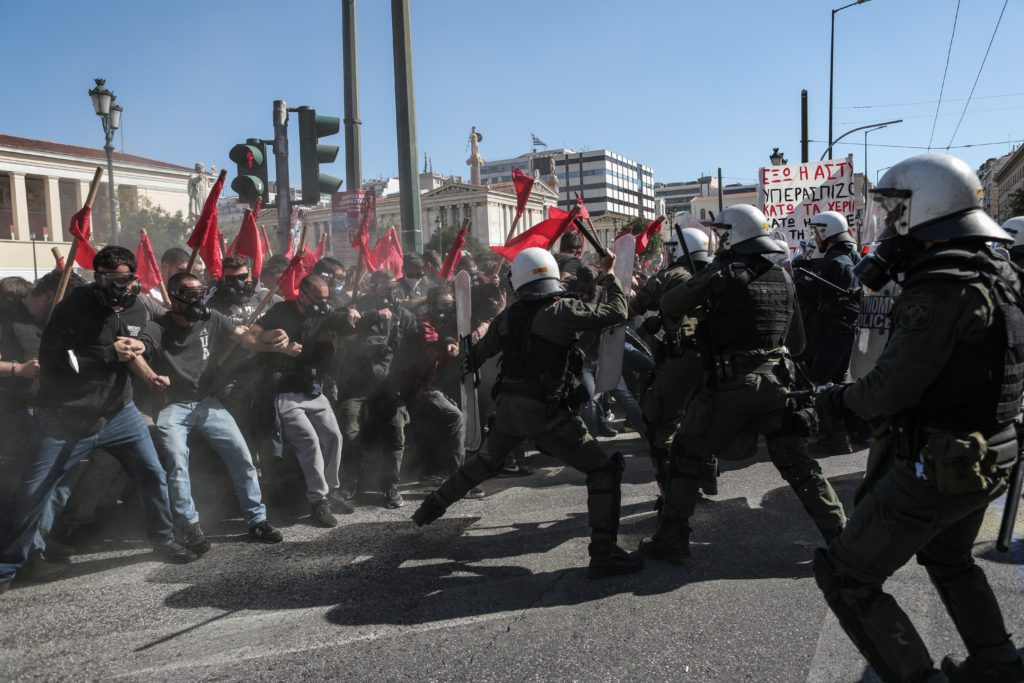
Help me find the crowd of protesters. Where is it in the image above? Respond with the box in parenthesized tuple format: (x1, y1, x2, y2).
(0, 237, 590, 591)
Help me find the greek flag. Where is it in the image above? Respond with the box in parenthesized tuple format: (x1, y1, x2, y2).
(531, 133, 547, 148)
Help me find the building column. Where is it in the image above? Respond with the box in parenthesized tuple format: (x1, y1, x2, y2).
(44, 177, 64, 241)
(10, 173, 30, 241)
(75, 179, 89, 208)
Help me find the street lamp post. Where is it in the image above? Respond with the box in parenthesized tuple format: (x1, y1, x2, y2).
(435, 214, 442, 254)
(829, 0, 872, 159)
(89, 78, 122, 245)
(769, 147, 788, 166)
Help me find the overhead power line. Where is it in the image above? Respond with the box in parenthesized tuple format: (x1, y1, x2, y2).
(928, 0, 960, 151)
(810, 138, 1023, 151)
(946, 0, 1010, 150)
(838, 91, 1024, 109)
(840, 103, 1024, 126)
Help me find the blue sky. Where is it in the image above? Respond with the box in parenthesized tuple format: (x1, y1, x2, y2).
(1, 0, 1020, 191)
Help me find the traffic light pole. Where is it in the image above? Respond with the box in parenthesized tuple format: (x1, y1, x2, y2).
(273, 99, 291, 254)
(342, 0, 362, 190)
(391, 0, 423, 254)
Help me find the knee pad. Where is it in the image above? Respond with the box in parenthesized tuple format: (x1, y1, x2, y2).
(779, 457, 823, 490)
(668, 438, 704, 480)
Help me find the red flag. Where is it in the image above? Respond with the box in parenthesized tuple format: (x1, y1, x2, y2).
(234, 197, 264, 279)
(490, 209, 575, 262)
(258, 223, 273, 256)
(372, 227, 404, 277)
(634, 217, 665, 256)
(134, 231, 162, 291)
(199, 220, 223, 279)
(68, 206, 96, 269)
(226, 233, 238, 255)
(350, 193, 378, 271)
(512, 167, 535, 216)
(283, 230, 295, 260)
(439, 222, 468, 281)
(277, 253, 308, 300)
(575, 193, 591, 221)
(186, 170, 225, 253)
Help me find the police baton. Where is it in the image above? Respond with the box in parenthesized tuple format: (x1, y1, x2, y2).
(793, 265, 857, 297)
(997, 449, 1024, 553)
(673, 224, 697, 274)
(572, 218, 608, 258)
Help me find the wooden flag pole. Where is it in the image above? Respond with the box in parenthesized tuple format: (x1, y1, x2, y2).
(49, 167, 104, 321)
(492, 210, 526, 277)
(186, 169, 227, 274)
(50, 246, 64, 270)
(141, 229, 171, 306)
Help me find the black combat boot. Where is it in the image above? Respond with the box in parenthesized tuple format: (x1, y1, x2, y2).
(941, 651, 1024, 682)
(638, 522, 691, 564)
(587, 542, 644, 579)
(412, 493, 447, 527)
(699, 456, 719, 496)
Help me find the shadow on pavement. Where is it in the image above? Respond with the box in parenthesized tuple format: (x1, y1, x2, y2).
(149, 471, 863, 627)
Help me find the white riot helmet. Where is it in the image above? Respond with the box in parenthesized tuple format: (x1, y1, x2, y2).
(810, 211, 855, 245)
(710, 204, 784, 255)
(509, 247, 562, 294)
(1002, 216, 1024, 250)
(869, 153, 1010, 242)
(680, 227, 713, 263)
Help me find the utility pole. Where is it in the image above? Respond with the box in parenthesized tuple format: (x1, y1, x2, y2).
(273, 99, 291, 253)
(391, 0, 423, 254)
(717, 167, 724, 214)
(342, 0, 362, 191)
(801, 90, 809, 163)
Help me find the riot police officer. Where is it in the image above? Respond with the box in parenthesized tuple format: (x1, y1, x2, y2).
(413, 247, 644, 579)
(633, 228, 714, 502)
(804, 211, 862, 454)
(1002, 217, 1024, 269)
(639, 204, 847, 564)
(814, 154, 1024, 682)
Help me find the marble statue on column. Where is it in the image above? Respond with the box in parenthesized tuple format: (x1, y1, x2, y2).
(466, 127, 484, 186)
(187, 163, 210, 222)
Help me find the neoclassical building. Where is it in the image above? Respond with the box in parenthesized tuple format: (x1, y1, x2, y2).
(0, 134, 196, 278)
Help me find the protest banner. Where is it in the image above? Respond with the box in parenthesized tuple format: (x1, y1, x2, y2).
(758, 155, 855, 251)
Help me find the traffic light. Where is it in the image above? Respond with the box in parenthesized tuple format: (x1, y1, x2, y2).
(297, 106, 342, 205)
(229, 138, 269, 206)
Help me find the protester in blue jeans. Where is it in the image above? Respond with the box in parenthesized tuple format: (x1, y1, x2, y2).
(137, 271, 286, 555)
(0, 247, 195, 595)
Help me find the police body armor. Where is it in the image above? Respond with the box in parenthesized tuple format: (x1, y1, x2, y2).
(498, 295, 585, 409)
(698, 255, 793, 381)
(818, 244, 861, 328)
(893, 245, 1024, 474)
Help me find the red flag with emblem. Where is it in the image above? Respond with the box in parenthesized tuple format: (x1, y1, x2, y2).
(186, 170, 225, 254)
(575, 192, 591, 221)
(512, 167, 535, 216)
(68, 206, 96, 269)
(350, 193, 378, 271)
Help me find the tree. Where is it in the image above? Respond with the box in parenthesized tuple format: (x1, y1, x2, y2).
(620, 216, 664, 260)
(1007, 189, 1024, 221)
(426, 223, 487, 258)
(118, 196, 190, 259)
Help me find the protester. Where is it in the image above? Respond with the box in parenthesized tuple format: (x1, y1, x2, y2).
(137, 271, 285, 553)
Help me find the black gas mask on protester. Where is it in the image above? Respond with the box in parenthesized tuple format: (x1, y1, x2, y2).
(94, 271, 141, 309)
(300, 284, 332, 317)
(219, 273, 256, 305)
(431, 300, 456, 326)
(171, 285, 211, 323)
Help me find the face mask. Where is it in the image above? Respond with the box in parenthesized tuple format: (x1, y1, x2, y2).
(308, 301, 331, 317)
(181, 301, 211, 322)
(94, 273, 140, 309)
(331, 283, 345, 295)
(432, 303, 455, 323)
(171, 285, 211, 322)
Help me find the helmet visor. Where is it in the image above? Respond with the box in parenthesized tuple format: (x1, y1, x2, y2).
(867, 188, 912, 239)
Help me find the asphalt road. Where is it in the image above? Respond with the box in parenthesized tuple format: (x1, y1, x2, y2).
(1, 432, 1022, 682)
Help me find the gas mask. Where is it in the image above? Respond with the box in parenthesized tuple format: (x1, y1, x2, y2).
(300, 285, 332, 317)
(219, 273, 256, 305)
(171, 285, 211, 323)
(94, 272, 140, 309)
(373, 281, 398, 307)
(431, 302, 455, 325)
(854, 188, 920, 290)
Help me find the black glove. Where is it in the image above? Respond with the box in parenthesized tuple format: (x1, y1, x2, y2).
(815, 384, 852, 419)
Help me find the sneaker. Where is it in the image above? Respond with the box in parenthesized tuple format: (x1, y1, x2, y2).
(412, 494, 447, 527)
(337, 485, 357, 502)
(638, 530, 691, 564)
(18, 557, 71, 583)
(419, 473, 446, 485)
(597, 424, 618, 438)
(384, 486, 405, 509)
(153, 541, 199, 564)
(179, 522, 212, 555)
(941, 653, 1024, 682)
(465, 486, 486, 500)
(248, 521, 284, 544)
(587, 544, 645, 579)
(311, 499, 338, 528)
(327, 490, 356, 514)
(497, 463, 534, 478)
